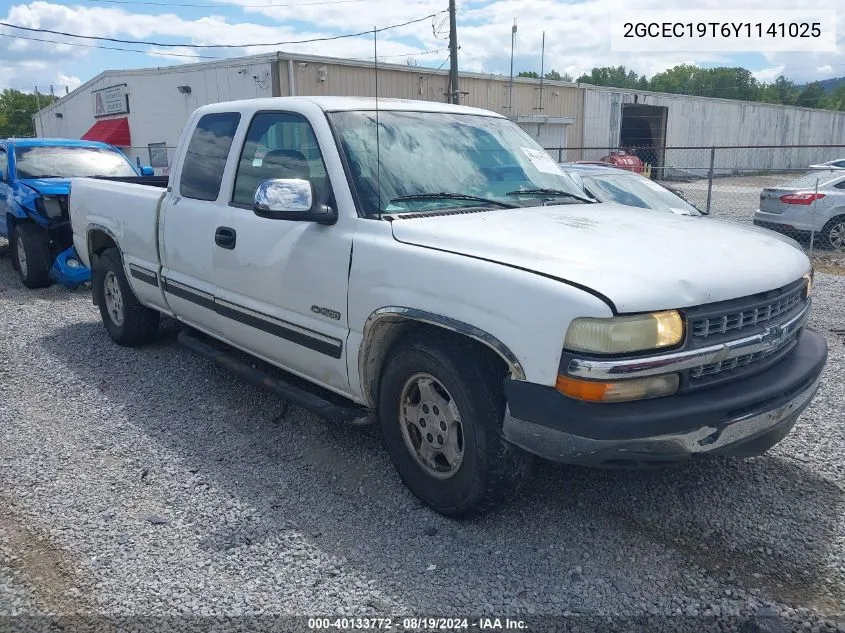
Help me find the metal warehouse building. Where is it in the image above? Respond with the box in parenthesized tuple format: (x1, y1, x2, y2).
(33, 50, 845, 175)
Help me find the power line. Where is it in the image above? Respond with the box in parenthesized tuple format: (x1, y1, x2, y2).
(0, 11, 446, 48)
(0, 32, 220, 58)
(351, 47, 447, 61)
(86, 0, 370, 7)
(417, 56, 450, 81)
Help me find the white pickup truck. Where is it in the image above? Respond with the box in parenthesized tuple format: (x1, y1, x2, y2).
(69, 96, 827, 517)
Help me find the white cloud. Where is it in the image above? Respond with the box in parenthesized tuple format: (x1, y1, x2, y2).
(753, 65, 787, 82)
(0, 0, 842, 91)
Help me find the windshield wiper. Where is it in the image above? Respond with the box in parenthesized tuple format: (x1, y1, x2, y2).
(505, 188, 595, 204)
(389, 192, 517, 209)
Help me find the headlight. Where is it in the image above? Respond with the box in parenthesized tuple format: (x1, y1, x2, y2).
(803, 271, 812, 299)
(556, 373, 680, 403)
(35, 196, 64, 219)
(564, 310, 684, 354)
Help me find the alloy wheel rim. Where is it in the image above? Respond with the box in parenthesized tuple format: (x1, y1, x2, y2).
(103, 271, 124, 326)
(829, 222, 845, 250)
(398, 372, 464, 480)
(15, 238, 27, 278)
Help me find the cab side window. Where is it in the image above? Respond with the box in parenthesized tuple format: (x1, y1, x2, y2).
(179, 112, 241, 201)
(232, 112, 330, 207)
(0, 149, 8, 181)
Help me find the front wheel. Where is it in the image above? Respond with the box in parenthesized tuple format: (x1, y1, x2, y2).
(92, 248, 160, 346)
(378, 332, 530, 518)
(12, 224, 51, 288)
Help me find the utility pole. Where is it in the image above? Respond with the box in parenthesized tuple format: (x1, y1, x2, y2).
(448, 0, 459, 104)
(538, 31, 545, 111)
(508, 19, 517, 114)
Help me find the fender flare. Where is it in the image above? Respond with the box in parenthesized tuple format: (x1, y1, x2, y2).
(357, 306, 526, 408)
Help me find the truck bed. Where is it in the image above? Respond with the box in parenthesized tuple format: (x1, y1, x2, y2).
(69, 176, 166, 272)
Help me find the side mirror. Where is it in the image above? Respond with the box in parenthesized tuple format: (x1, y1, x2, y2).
(140, 165, 155, 176)
(253, 179, 337, 225)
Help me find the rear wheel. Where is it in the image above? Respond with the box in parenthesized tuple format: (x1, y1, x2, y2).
(93, 248, 160, 346)
(378, 331, 530, 518)
(821, 216, 845, 250)
(12, 224, 51, 288)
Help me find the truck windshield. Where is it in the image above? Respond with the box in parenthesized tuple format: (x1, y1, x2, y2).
(14, 146, 137, 179)
(328, 110, 587, 214)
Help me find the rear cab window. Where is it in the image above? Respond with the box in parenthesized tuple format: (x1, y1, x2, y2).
(179, 112, 241, 201)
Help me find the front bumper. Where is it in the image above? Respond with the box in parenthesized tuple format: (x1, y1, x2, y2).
(502, 330, 827, 466)
(50, 246, 91, 290)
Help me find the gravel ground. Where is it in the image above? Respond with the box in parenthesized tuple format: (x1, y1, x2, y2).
(1, 237, 845, 632)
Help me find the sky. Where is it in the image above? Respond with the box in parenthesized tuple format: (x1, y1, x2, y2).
(0, 0, 842, 94)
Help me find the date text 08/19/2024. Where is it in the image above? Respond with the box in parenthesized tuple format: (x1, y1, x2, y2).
(307, 617, 528, 630)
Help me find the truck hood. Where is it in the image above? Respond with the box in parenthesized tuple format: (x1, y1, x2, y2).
(389, 205, 810, 313)
(18, 178, 71, 196)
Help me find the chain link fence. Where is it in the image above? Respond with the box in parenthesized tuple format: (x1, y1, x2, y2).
(551, 145, 845, 270)
(119, 145, 178, 177)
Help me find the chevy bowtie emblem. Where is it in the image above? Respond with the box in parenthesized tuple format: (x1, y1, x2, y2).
(761, 324, 785, 347)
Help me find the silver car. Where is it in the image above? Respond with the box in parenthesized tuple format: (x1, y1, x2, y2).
(753, 170, 845, 249)
(558, 163, 704, 216)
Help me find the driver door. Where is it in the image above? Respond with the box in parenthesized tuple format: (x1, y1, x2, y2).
(212, 110, 354, 395)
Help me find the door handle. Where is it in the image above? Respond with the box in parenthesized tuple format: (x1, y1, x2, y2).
(215, 226, 236, 250)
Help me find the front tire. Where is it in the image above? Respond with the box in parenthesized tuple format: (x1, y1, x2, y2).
(92, 248, 160, 346)
(13, 224, 51, 288)
(378, 332, 530, 518)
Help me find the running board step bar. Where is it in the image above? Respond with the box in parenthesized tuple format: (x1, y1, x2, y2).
(177, 329, 370, 424)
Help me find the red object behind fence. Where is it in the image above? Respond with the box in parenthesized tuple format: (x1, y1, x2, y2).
(599, 151, 644, 174)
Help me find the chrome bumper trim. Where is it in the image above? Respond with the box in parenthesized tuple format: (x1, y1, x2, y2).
(567, 300, 810, 380)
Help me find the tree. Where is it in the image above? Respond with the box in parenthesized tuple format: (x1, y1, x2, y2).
(648, 64, 700, 94)
(796, 82, 826, 108)
(544, 69, 573, 82)
(824, 84, 845, 111)
(575, 66, 646, 89)
(0, 89, 57, 138)
(517, 71, 539, 78)
(759, 75, 799, 106)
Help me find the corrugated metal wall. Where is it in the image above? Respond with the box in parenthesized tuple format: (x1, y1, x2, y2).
(281, 60, 584, 148)
(583, 87, 845, 172)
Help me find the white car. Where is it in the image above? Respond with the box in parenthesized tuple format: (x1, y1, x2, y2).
(68, 97, 827, 517)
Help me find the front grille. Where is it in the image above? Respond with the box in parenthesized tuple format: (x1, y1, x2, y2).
(684, 278, 808, 388)
(689, 329, 798, 379)
(691, 283, 804, 339)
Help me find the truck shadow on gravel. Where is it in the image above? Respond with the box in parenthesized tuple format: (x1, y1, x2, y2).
(39, 320, 845, 616)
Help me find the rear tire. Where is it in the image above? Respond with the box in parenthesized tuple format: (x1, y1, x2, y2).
(13, 224, 51, 289)
(93, 248, 160, 346)
(820, 216, 845, 250)
(377, 331, 530, 518)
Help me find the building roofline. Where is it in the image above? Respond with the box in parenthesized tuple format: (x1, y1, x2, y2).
(35, 49, 584, 116)
(34, 48, 845, 119)
(577, 82, 845, 115)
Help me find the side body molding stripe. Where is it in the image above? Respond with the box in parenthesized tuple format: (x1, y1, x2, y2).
(161, 277, 343, 359)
